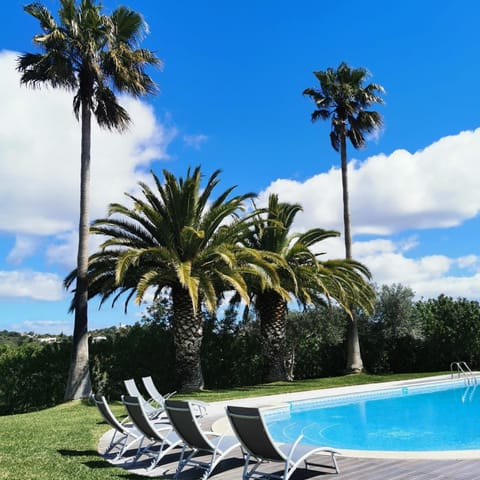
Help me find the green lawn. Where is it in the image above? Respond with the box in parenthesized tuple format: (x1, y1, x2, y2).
(0, 372, 448, 479)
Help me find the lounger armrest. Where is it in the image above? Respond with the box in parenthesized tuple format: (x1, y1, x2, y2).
(164, 391, 177, 399)
(190, 400, 208, 416)
(286, 434, 304, 464)
(119, 415, 131, 425)
(155, 425, 174, 433)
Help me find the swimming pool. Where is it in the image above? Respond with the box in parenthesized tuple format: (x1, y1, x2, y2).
(264, 379, 480, 453)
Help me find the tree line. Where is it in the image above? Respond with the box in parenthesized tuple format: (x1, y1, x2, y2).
(2, 286, 480, 415)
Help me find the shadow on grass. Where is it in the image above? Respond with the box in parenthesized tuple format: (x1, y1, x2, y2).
(58, 449, 119, 472)
(82, 460, 113, 469)
(115, 475, 151, 479)
(58, 448, 99, 457)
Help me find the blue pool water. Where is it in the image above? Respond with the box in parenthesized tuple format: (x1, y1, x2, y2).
(264, 381, 480, 451)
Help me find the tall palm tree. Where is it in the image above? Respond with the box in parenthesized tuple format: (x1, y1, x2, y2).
(242, 194, 375, 382)
(66, 167, 278, 392)
(303, 62, 384, 372)
(17, 0, 161, 400)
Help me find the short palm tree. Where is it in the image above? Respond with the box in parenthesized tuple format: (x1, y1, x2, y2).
(17, 0, 161, 400)
(242, 194, 375, 382)
(66, 167, 274, 392)
(303, 62, 384, 372)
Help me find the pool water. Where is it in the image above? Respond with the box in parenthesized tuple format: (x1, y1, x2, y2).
(265, 381, 480, 451)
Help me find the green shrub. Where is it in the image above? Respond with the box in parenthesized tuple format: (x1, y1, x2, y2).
(0, 342, 70, 414)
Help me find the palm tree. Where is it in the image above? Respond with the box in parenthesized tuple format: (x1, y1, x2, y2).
(17, 0, 161, 400)
(66, 167, 277, 392)
(242, 194, 375, 382)
(303, 62, 384, 372)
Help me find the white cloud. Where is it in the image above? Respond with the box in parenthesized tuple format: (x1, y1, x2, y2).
(183, 133, 208, 149)
(15, 320, 72, 335)
(263, 128, 480, 236)
(456, 255, 479, 270)
(7, 236, 37, 264)
(0, 50, 175, 237)
(353, 237, 480, 300)
(0, 271, 64, 301)
(261, 169, 342, 233)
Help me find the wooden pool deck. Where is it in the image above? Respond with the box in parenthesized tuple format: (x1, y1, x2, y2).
(102, 442, 480, 479)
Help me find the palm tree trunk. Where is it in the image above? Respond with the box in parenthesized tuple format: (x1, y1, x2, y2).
(172, 285, 205, 392)
(341, 133, 364, 373)
(340, 134, 352, 260)
(257, 290, 287, 382)
(64, 99, 92, 400)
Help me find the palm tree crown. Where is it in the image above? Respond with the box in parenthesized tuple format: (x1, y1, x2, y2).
(86, 168, 257, 310)
(303, 61, 384, 154)
(18, 0, 161, 130)
(243, 194, 375, 382)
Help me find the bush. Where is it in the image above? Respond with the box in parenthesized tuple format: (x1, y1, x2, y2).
(90, 321, 175, 400)
(0, 341, 70, 415)
(417, 295, 480, 371)
(201, 312, 263, 388)
(359, 284, 423, 374)
(286, 306, 347, 380)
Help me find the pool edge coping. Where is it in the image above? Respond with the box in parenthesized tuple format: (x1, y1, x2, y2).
(209, 374, 480, 460)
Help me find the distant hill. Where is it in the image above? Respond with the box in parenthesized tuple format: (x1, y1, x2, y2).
(0, 330, 29, 346)
(0, 325, 127, 346)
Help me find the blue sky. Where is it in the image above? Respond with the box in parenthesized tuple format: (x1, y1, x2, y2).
(2, 0, 480, 334)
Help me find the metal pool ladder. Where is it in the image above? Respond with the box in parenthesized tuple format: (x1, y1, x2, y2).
(450, 361, 477, 385)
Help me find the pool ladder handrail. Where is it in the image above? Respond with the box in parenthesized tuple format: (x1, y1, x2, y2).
(450, 361, 477, 385)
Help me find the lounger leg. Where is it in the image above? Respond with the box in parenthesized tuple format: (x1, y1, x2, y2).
(108, 431, 123, 457)
(175, 446, 198, 479)
(174, 445, 187, 479)
(131, 436, 146, 463)
(202, 448, 219, 480)
(332, 453, 339, 474)
(240, 452, 249, 480)
(246, 457, 263, 480)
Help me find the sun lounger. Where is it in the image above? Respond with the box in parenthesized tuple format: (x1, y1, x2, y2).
(91, 393, 142, 461)
(165, 399, 240, 479)
(122, 395, 182, 470)
(226, 405, 339, 479)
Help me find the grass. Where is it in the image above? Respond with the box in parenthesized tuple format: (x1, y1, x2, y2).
(0, 371, 448, 479)
(174, 371, 448, 402)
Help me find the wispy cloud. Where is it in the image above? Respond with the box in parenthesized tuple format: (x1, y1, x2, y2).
(7, 236, 37, 265)
(183, 133, 208, 150)
(15, 320, 72, 335)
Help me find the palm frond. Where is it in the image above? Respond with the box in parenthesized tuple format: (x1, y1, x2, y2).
(24, 2, 58, 31)
(93, 85, 131, 131)
(111, 6, 146, 46)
